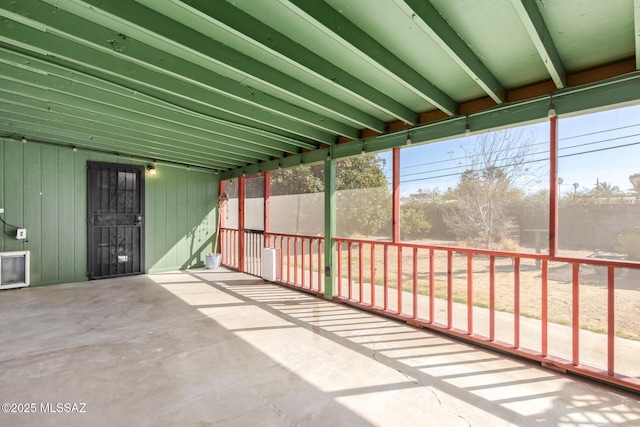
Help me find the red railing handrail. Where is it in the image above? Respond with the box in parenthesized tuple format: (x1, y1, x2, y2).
(332, 236, 640, 269)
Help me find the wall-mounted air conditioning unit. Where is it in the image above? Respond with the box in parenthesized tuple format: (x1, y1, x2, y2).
(0, 251, 30, 290)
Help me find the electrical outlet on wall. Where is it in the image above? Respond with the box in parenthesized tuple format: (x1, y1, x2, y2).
(0, 208, 4, 214)
(16, 228, 27, 240)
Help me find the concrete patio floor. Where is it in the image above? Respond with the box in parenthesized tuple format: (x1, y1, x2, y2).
(1, 269, 639, 426)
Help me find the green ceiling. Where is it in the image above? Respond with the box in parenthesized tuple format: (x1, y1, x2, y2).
(1, 0, 639, 179)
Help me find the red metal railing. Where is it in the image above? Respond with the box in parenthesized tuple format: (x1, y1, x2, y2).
(333, 237, 640, 392)
(265, 232, 324, 296)
(218, 226, 640, 392)
(220, 228, 239, 269)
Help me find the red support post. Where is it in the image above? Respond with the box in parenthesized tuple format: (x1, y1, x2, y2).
(549, 115, 559, 258)
(392, 147, 400, 243)
(238, 176, 245, 273)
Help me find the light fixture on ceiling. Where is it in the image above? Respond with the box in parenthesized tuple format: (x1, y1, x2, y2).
(548, 99, 556, 118)
(21, 136, 26, 144)
(147, 165, 157, 175)
(464, 116, 471, 136)
(361, 141, 366, 155)
(72, 146, 78, 152)
(406, 131, 412, 145)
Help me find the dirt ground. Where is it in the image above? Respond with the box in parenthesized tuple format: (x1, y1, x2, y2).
(338, 241, 640, 340)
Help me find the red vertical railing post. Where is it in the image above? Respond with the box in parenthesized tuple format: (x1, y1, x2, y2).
(397, 246, 403, 315)
(413, 247, 418, 319)
(447, 250, 453, 329)
(348, 242, 353, 300)
(294, 237, 298, 286)
(514, 257, 520, 349)
(238, 176, 245, 273)
(371, 243, 376, 307)
(467, 252, 473, 335)
(286, 236, 291, 283)
(549, 114, 559, 258)
(489, 255, 496, 341)
(607, 266, 615, 375)
(358, 243, 363, 303)
(384, 244, 389, 311)
(301, 237, 305, 288)
(392, 147, 400, 243)
(337, 240, 343, 297)
(542, 259, 548, 356)
(572, 263, 580, 366)
(318, 240, 323, 292)
(309, 239, 313, 289)
(429, 248, 434, 323)
(279, 236, 284, 281)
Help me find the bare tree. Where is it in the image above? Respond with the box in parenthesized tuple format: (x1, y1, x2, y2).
(443, 129, 542, 249)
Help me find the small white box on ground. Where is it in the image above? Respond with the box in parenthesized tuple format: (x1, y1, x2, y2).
(261, 248, 277, 282)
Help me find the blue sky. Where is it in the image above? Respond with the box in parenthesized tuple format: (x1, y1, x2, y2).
(378, 103, 640, 197)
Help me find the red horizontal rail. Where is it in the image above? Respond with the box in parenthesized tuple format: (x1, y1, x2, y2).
(331, 236, 640, 393)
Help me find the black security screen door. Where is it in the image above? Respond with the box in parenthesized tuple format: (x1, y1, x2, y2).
(87, 162, 145, 279)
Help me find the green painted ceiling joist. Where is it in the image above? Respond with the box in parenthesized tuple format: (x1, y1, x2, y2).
(510, 0, 567, 88)
(0, 110, 240, 167)
(0, 11, 337, 145)
(0, 64, 293, 160)
(143, 0, 418, 125)
(39, 0, 383, 134)
(285, 0, 458, 116)
(401, 0, 506, 104)
(0, 46, 318, 152)
(635, 0, 640, 70)
(1, 120, 221, 170)
(0, 101, 247, 168)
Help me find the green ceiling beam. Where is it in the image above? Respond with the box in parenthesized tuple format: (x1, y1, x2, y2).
(142, 0, 418, 125)
(0, 50, 315, 156)
(1, 120, 222, 170)
(0, 101, 247, 168)
(635, 0, 640, 70)
(222, 72, 640, 179)
(0, 5, 339, 144)
(0, 109, 240, 168)
(0, 79, 278, 162)
(285, 0, 458, 116)
(510, 0, 567, 88)
(400, 0, 506, 104)
(0, 61, 295, 159)
(39, 0, 382, 134)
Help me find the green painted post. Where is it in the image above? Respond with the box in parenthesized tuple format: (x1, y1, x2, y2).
(324, 157, 336, 300)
